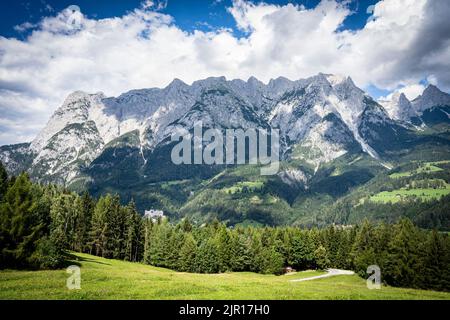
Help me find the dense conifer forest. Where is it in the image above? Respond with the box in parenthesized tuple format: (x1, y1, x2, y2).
(0, 162, 449, 292)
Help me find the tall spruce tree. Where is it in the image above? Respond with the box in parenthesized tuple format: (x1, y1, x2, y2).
(290, 230, 315, 270)
(0, 162, 8, 201)
(0, 173, 54, 268)
(229, 231, 252, 272)
(421, 230, 450, 291)
(49, 193, 77, 251)
(351, 220, 378, 277)
(124, 200, 143, 262)
(215, 225, 232, 272)
(195, 238, 220, 273)
(73, 191, 94, 253)
(107, 195, 126, 259)
(89, 194, 112, 257)
(179, 232, 197, 272)
(384, 219, 421, 288)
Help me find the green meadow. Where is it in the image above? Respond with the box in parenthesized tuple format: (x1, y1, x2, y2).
(1, 252, 449, 300)
(369, 185, 450, 203)
(389, 161, 448, 179)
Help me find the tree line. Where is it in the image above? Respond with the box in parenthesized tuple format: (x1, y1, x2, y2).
(0, 164, 449, 292)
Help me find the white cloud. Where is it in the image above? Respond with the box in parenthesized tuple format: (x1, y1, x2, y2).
(398, 84, 426, 101)
(0, 0, 449, 145)
(379, 83, 426, 102)
(13, 22, 36, 33)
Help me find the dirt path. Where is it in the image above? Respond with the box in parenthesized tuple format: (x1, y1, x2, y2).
(289, 269, 355, 282)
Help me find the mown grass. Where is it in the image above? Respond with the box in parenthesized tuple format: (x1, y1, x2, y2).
(1, 252, 449, 300)
(369, 182, 450, 203)
(389, 161, 447, 179)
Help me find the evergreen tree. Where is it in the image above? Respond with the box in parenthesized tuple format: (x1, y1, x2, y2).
(146, 220, 170, 267)
(229, 231, 252, 272)
(89, 194, 112, 257)
(143, 217, 154, 263)
(0, 173, 61, 268)
(421, 230, 450, 291)
(195, 238, 219, 273)
(0, 161, 8, 201)
(179, 232, 197, 272)
(290, 231, 315, 270)
(49, 194, 77, 251)
(314, 245, 330, 270)
(351, 220, 378, 277)
(180, 217, 193, 232)
(108, 195, 126, 259)
(215, 225, 232, 272)
(248, 231, 264, 273)
(384, 219, 421, 288)
(73, 191, 94, 253)
(124, 200, 143, 262)
(260, 245, 284, 275)
(166, 227, 183, 268)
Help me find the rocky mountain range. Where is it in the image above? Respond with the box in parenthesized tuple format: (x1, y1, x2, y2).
(1, 73, 450, 224)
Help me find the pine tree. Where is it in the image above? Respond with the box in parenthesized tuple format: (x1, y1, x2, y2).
(248, 231, 264, 273)
(180, 217, 193, 232)
(324, 225, 339, 266)
(351, 220, 378, 277)
(108, 195, 126, 259)
(179, 232, 197, 272)
(421, 230, 450, 291)
(0, 161, 8, 202)
(0, 173, 57, 268)
(215, 225, 232, 272)
(384, 219, 421, 288)
(146, 220, 170, 267)
(73, 191, 94, 253)
(260, 245, 284, 275)
(166, 227, 184, 268)
(89, 194, 112, 257)
(49, 194, 77, 251)
(290, 230, 315, 270)
(143, 217, 154, 264)
(314, 245, 330, 270)
(195, 238, 219, 273)
(124, 200, 143, 262)
(229, 231, 252, 272)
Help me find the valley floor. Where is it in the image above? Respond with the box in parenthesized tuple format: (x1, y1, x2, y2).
(0, 252, 449, 300)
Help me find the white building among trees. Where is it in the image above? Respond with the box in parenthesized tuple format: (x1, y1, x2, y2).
(144, 209, 165, 221)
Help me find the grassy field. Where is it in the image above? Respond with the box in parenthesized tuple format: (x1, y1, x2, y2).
(389, 161, 447, 178)
(0, 252, 449, 300)
(369, 185, 450, 203)
(222, 181, 265, 194)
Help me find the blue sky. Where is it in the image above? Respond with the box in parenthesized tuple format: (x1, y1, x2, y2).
(1, 0, 380, 38)
(1, 0, 449, 145)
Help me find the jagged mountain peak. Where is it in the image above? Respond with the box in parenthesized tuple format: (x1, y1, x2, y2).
(192, 76, 227, 88)
(62, 90, 105, 106)
(166, 78, 189, 91)
(379, 84, 450, 124)
(322, 73, 349, 86)
(412, 84, 450, 111)
(422, 84, 442, 96)
(2, 72, 436, 186)
(379, 91, 414, 121)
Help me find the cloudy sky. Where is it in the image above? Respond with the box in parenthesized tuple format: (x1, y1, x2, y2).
(0, 0, 449, 145)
